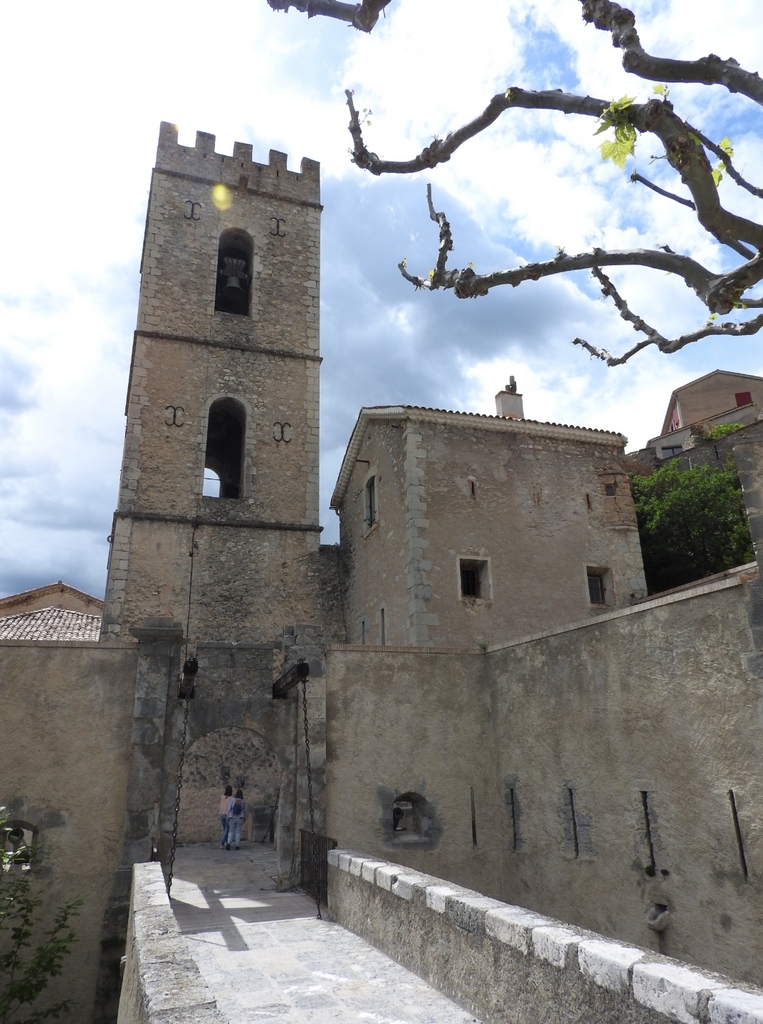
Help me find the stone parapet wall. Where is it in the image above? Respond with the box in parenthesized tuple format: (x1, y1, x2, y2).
(329, 850, 763, 1024)
(117, 862, 225, 1024)
(156, 122, 320, 205)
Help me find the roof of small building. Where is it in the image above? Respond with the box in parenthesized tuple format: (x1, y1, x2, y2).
(0, 581, 103, 617)
(331, 404, 628, 509)
(670, 369, 763, 396)
(0, 607, 102, 642)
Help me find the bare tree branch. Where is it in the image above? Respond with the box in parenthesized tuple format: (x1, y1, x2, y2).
(347, 86, 762, 256)
(591, 267, 665, 344)
(581, 0, 763, 106)
(400, 189, 763, 320)
(574, 311, 763, 366)
(271, 0, 763, 363)
(345, 87, 608, 175)
(685, 122, 763, 199)
(630, 171, 695, 209)
(267, 0, 391, 31)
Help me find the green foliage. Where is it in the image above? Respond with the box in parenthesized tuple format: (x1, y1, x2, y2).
(632, 460, 753, 594)
(712, 137, 734, 187)
(702, 422, 744, 440)
(596, 95, 637, 170)
(0, 815, 81, 1024)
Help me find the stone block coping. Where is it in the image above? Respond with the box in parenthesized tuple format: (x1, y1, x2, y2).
(328, 849, 763, 1024)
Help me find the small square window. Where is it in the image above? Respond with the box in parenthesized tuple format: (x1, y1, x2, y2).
(735, 391, 753, 407)
(459, 558, 490, 601)
(604, 484, 616, 497)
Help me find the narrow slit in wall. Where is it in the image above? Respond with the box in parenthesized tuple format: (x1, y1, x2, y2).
(509, 787, 518, 852)
(568, 787, 579, 859)
(729, 789, 749, 881)
(470, 787, 477, 847)
(641, 791, 657, 876)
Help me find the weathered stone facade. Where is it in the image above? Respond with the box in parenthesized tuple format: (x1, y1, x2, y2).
(101, 123, 334, 644)
(91, 127, 339, 1021)
(9, 123, 763, 1024)
(332, 407, 647, 647)
(325, 569, 763, 986)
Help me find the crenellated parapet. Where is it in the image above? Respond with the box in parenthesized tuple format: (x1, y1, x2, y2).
(156, 121, 320, 205)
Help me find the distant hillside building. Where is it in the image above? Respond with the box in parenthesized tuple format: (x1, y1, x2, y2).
(647, 369, 763, 460)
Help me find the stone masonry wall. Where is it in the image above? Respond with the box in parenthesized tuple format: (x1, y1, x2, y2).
(325, 574, 763, 985)
(0, 640, 138, 1024)
(329, 851, 763, 1024)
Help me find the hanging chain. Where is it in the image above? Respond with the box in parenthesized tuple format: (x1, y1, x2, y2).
(301, 677, 322, 920)
(166, 695, 191, 895)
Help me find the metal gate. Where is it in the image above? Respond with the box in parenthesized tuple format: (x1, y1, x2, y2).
(299, 829, 337, 905)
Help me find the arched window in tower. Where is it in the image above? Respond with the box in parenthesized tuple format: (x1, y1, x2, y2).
(215, 229, 253, 316)
(205, 399, 245, 498)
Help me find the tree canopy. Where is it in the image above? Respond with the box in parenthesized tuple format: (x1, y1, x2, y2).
(266, 0, 763, 365)
(632, 460, 754, 593)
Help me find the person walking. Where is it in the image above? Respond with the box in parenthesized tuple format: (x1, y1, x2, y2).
(219, 785, 233, 849)
(227, 789, 246, 850)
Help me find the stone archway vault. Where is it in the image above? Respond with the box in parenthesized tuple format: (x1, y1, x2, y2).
(176, 727, 282, 844)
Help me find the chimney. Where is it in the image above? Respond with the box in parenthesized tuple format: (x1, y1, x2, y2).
(495, 376, 524, 419)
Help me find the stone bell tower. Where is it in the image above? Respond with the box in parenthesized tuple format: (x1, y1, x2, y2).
(101, 123, 325, 642)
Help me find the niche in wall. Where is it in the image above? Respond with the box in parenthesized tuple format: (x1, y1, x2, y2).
(380, 790, 442, 850)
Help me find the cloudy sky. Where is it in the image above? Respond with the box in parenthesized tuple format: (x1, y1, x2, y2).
(1, 0, 762, 598)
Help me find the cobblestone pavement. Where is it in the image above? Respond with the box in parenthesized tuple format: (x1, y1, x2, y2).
(170, 842, 481, 1024)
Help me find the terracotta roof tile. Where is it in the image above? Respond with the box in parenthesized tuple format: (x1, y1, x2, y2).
(0, 607, 101, 642)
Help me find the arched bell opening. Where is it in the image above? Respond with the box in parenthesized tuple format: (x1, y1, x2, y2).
(214, 228, 253, 316)
(204, 398, 245, 499)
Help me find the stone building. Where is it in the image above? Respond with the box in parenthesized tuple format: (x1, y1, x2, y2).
(647, 369, 763, 460)
(100, 122, 341, 644)
(332, 397, 646, 648)
(5, 125, 763, 1024)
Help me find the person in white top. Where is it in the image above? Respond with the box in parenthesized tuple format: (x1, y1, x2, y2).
(219, 785, 233, 849)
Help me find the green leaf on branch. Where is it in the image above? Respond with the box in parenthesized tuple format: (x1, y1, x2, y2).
(596, 95, 637, 169)
(711, 136, 734, 187)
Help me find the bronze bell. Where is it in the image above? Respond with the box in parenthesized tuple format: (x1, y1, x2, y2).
(222, 275, 244, 299)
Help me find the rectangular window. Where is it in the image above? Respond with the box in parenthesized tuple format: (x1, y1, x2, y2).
(660, 445, 683, 458)
(461, 566, 479, 597)
(364, 476, 377, 528)
(587, 568, 609, 605)
(736, 391, 753, 407)
(459, 558, 490, 601)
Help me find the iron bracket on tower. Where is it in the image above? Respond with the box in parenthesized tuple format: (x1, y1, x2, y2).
(272, 659, 310, 699)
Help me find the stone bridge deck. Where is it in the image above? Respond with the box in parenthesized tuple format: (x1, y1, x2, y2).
(169, 843, 481, 1023)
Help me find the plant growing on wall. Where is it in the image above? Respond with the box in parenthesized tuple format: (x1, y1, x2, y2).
(631, 460, 753, 593)
(0, 814, 82, 1024)
(266, 0, 763, 365)
(700, 422, 745, 440)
